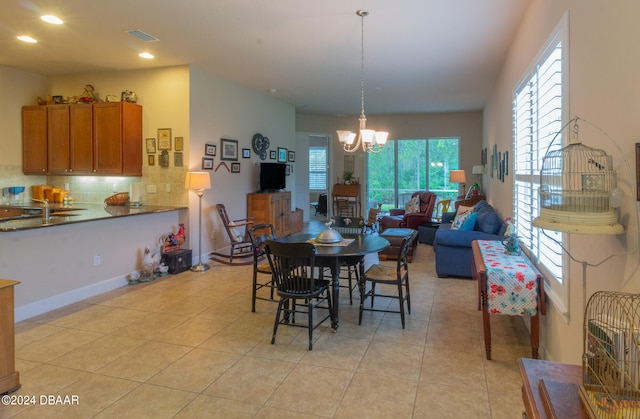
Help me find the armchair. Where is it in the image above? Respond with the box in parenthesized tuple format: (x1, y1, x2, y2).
(379, 191, 437, 232)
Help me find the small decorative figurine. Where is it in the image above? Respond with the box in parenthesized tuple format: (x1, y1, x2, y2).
(502, 217, 521, 255)
(141, 247, 160, 281)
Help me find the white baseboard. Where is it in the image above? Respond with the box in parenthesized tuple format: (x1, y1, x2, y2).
(15, 275, 128, 322)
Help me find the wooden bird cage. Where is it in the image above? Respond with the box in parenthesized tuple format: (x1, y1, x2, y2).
(579, 291, 640, 418)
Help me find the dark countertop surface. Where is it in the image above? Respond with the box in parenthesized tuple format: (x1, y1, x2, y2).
(0, 203, 187, 232)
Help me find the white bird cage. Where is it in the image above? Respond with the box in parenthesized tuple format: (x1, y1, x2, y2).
(579, 291, 640, 418)
(532, 119, 624, 234)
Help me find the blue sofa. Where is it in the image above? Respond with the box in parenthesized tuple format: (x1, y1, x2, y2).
(433, 200, 507, 278)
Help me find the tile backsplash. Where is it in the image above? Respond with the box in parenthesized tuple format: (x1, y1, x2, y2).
(0, 164, 188, 207)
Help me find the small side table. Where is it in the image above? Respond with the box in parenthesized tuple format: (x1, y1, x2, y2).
(418, 221, 440, 245)
(471, 240, 546, 360)
(455, 194, 485, 209)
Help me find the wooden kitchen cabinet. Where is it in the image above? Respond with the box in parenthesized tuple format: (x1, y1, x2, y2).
(22, 106, 48, 174)
(93, 102, 142, 176)
(48, 104, 93, 174)
(247, 191, 292, 237)
(22, 102, 141, 176)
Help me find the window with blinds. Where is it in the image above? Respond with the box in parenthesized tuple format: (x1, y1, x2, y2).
(309, 147, 327, 190)
(513, 14, 568, 308)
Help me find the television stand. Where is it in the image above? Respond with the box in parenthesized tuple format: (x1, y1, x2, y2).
(247, 191, 292, 237)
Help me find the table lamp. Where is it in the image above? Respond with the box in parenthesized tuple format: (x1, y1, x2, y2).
(472, 165, 485, 193)
(449, 170, 466, 197)
(185, 171, 211, 272)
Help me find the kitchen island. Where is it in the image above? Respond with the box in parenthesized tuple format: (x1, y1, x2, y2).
(0, 203, 185, 232)
(0, 204, 188, 321)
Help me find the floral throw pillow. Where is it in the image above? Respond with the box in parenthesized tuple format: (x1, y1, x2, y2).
(404, 195, 421, 214)
(451, 210, 472, 230)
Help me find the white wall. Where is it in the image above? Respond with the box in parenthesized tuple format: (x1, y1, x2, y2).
(484, 0, 640, 364)
(189, 66, 296, 256)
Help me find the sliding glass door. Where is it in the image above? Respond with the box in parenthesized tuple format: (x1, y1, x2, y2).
(367, 138, 459, 211)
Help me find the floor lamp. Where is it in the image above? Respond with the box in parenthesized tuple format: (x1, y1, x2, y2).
(449, 170, 466, 198)
(185, 172, 211, 272)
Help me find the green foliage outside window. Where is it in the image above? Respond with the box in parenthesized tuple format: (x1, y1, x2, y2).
(367, 138, 459, 210)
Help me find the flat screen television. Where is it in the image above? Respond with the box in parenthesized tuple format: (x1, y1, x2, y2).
(259, 162, 286, 192)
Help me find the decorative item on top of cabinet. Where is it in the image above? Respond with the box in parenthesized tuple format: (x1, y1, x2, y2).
(121, 90, 137, 103)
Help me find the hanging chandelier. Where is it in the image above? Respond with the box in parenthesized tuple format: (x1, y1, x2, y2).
(337, 10, 389, 154)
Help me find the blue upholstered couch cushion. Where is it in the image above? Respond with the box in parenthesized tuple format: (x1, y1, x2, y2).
(433, 200, 507, 278)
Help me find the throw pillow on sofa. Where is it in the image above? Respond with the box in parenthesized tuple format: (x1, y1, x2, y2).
(451, 210, 472, 230)
(460, 211, 478, 231)
(450, 205, 473, 227)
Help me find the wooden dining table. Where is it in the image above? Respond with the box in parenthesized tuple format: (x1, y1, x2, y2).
(274, 232, 390, 330)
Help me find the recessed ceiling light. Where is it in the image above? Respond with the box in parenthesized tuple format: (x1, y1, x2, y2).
(17, 36, 37, 43)
(41, 15, 63, 25)
(139, 52, 154, 59)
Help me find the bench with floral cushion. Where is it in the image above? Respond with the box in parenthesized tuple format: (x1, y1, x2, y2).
(433, 200, 507, 278)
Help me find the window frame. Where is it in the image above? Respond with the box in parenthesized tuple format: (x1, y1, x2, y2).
(512, 12, 570, 316)
(308, 146, 328, 191)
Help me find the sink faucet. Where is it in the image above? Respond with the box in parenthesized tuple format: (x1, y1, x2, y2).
(32, 198, 50, 224)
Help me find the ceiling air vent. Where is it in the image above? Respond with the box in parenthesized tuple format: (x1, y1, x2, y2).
(126, 29, 159, 42)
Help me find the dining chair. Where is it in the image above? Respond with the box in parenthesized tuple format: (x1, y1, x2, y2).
(247, 223, 277, 312)
(358, 230, 416, 329)
(216, 203, 254, 263)
(265, 240, 333, 350)
(330, 216, 365, 305)
(433, 199, 451, 222)
(363, 206, 381, 234)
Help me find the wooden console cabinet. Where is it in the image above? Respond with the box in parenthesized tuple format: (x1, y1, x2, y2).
(0, 279, 20, 395)
(518, 358, 586, 418)
(247, 191, 292, 237)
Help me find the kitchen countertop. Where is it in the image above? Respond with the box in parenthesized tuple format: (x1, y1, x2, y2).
(0, 203, 187, 232)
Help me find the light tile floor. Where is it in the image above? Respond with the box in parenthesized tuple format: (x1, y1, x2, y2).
(2, 236, 533, 418)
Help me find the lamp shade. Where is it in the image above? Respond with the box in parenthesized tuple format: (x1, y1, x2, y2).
(185, 172, 211, 191)
(472, 165, 485, 175)
(449, 170, 466, 184)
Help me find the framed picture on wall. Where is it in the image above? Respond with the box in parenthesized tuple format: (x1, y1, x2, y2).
(231, 162, 240, 173)
(221, 138, 238, 161)
(270, 150, 276, 160)
(146, 138, 156, 154)
(174, 137, 184, 151)
(205, 144, 216, 156)
(157, 128, 172, 150)
(174, 152, 183, 167)
(277, 147, 287, 163)
(242, 148, 250, 158)
(202, 157, 214, 170)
